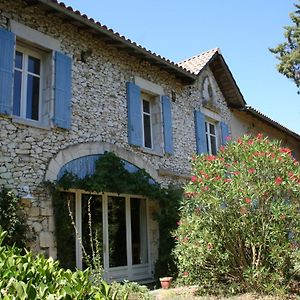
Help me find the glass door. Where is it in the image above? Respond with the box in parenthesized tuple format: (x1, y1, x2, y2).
(107, 196, 127, 268)
(81, 194, 103, 269)
(75, 192, 151, 281)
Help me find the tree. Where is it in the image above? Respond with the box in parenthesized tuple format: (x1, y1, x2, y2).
(270, 2, 300, 93)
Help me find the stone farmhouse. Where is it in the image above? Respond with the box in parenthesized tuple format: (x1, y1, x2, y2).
(0, 0, 299, 282)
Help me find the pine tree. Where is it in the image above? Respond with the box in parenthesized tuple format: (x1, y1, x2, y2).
(270, 1, 300, 93)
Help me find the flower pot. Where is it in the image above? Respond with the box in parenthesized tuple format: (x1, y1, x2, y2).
(159, 276, 173, 289)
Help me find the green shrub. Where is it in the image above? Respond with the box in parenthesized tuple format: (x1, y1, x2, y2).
(174, 134, 300, 295)
(0, 230, 123, 299)
(111, 280, 153, 300)
(0, 188, 26, 248)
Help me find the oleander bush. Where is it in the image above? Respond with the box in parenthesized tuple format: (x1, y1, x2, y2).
(174, 134, 300, 295)
(0, 230, 123, 300)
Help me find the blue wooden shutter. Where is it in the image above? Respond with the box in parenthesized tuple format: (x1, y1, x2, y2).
(0, 28, 15, 115)
(194, 110, 207, 154)
(161, 95, 174, 154)
(127, 82, 142, 147)
(220, 122, 230, 145)
(54, 52, 72, 129)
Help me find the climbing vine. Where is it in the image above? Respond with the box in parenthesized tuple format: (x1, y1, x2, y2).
(47, 152, 182, 276)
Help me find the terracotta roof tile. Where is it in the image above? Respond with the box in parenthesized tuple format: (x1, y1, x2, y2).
(178, 48, 220, 74)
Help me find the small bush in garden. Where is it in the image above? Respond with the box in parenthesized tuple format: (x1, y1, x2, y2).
(111, 280, 153, 300)
(173, 134, 300, 295)
(0, 230, 123, 299)
(0, 188, 27, 248)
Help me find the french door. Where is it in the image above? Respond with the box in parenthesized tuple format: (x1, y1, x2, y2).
(73, 191, 151, 282)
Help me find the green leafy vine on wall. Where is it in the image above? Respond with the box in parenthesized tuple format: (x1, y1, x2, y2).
(46, 152, 182, 278)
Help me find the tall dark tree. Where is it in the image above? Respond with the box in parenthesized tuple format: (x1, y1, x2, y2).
(270, 1, 300, 93)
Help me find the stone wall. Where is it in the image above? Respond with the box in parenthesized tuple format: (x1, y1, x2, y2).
(0, 0, 231, 268)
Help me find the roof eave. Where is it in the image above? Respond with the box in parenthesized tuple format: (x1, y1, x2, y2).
(207, 54, 246, 109)
(30, 0, 196, 84)
(240, 106, 300, 141)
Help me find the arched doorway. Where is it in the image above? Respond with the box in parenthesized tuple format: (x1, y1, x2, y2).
(46, 143, 158, 282)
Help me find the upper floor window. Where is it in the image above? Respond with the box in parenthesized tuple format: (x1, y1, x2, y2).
(194, 110, 229, 155)
(205, 121, 218, 155)
(0, 24, 72, 130)
(127, 79, 174, 155)
(13, 47, 43, 122)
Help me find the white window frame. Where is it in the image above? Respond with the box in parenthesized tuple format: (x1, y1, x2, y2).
(141, 93, 154, 150)
(205, 120, 218, 155)
(10, 20, 60, 129)
(13, 45, 44, 122)
(66, 190, 152, 282)
(134, 76, 164, 155)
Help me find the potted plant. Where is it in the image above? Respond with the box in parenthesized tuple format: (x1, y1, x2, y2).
(159, 276, 173, 289)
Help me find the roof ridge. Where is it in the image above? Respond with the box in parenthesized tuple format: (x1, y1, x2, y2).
(179, 47, 220, 64)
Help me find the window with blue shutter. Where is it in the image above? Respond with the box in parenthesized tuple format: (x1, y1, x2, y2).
(0, 28, 15, 115)
(54, 52, 72, 129)
(161, 95, 174, 154)
(194, 110, 207, 154)
(127, 82, 143, 147)
(220, 122, 230, 145)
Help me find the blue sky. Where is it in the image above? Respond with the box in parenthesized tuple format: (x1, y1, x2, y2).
(63, 0, 300, 134)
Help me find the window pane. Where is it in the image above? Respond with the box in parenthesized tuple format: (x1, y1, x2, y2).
(58, 192, 76, 270)
(108, 196, 127, 267)
(143, 114, 152, 148)
(13, 70, 22, 116)
(143, 99, 150, 114)
(15, 51, 23, 69)
(205, 122, 208, 133)
(209, 123, 215, 135)
(26, 75, 40, 121)
(131, 198, 148, 265)
(28, 56, 40, 75)
(206, 133, 210, 153)
(82, 194, 103, 270)
(211, 136, 217, 155)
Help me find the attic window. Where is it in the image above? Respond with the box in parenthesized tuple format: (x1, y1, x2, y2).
(202, 76, 214, 103)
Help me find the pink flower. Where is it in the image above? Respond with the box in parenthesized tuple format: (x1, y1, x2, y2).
(182, 271, 189, 277)
(226, 136, 232, 141)
(206, 155, 216, 161)
(280, 147, 291, 154)
(275, 177, 283, 185)
(191, 176, 197, 182)
(248, 168, 256, 174)
(248, 139, 254, 145)
(202, 186, 209, 192)
(244, 198, 251, 204)
(220, 145, 225, 152)
(256, 133, 263, 139)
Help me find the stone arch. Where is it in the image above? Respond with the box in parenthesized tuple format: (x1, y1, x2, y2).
(45, 142, 159, 182)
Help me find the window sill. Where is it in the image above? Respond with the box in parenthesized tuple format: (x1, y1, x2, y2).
(139, 146, 164, 158)
(12, 116, 50, 130)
